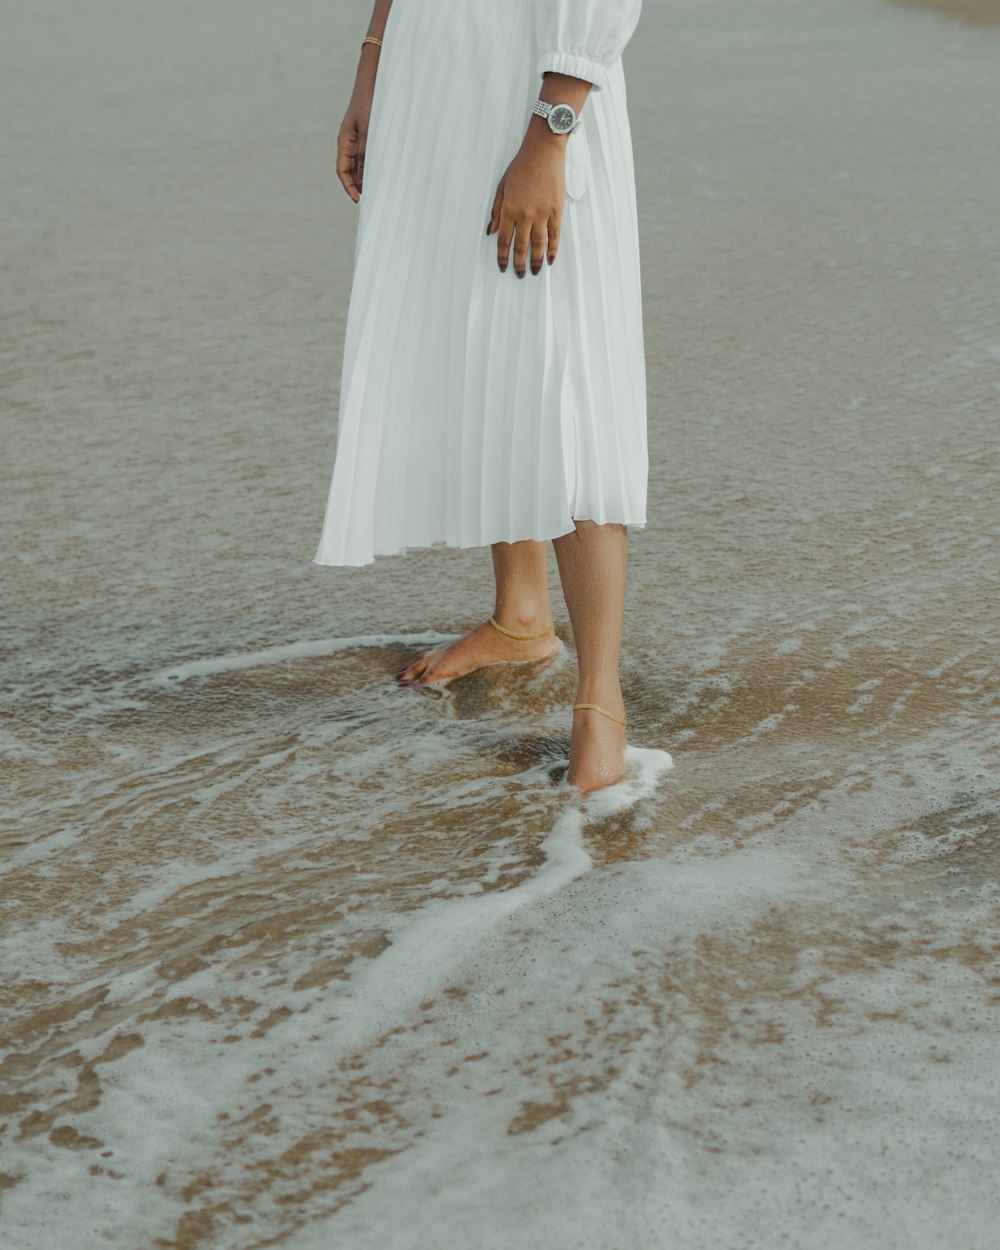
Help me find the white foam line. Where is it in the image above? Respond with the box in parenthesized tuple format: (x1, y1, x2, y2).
(530, 746, 674, 898)
(273, 744, 675, 1063)
(583, 744, 675, 815)
(147, 632, 457, 687)
(284, 845, 586, 1062)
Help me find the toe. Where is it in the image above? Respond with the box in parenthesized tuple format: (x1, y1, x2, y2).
(397, 648, 432, 682)
(410, 657, 446, 688)
(401, 650, 437, 685)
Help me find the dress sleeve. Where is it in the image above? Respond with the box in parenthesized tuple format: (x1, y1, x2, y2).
(535, 0, 643, 93)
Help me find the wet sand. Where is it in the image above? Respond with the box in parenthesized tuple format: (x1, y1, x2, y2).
(887, 0, 1000, 23)
(1, 1, 998, 1247)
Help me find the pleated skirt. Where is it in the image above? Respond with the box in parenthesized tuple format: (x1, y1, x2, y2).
(313, 0, 648, 568)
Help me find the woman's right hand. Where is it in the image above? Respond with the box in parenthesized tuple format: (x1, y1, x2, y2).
(337, 76, 376, 203)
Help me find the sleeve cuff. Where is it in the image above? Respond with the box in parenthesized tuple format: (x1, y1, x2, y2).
(537, 51, 610, 92)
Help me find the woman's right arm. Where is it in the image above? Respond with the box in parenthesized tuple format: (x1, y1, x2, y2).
(337, 0, 394, 203)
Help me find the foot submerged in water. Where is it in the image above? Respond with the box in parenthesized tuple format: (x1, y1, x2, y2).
(396, 617, 562, 687)
(396, 621, 629, 795)
(567, 701, 629, 793)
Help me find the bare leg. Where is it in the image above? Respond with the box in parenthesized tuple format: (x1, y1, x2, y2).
(397, 539, 560, 686)
(551, 520, 629, 792)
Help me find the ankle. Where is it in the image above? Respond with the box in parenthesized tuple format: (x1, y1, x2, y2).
(574, 682, 625, 711)
(491, 603, 552, 633)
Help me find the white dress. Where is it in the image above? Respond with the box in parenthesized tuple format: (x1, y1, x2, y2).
(313, 0, 647, 568)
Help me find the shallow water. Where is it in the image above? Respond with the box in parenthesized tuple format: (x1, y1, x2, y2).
(1, 0, 998, 1247)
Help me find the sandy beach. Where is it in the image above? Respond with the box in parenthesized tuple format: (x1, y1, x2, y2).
(889, 0, 1000, 23)
(1, 0, 998, 1246)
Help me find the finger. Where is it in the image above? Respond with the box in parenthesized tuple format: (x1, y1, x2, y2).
(337, 132, 360, 203)
(511, 216, 531, 278)
(487, 181, 503, 236)
(337, 159, 359, 203)
(529, 222, 546, 275)
(547, 214, 561, 266)
(496, 212, 514, 273)
(356, 131, 367, 192)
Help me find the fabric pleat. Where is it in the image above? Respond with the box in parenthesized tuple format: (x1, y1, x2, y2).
(313, 0, 648, 568)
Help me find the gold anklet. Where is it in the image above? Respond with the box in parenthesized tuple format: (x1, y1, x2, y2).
(488, 615, 553, 641)
(573, 702, 627, 726)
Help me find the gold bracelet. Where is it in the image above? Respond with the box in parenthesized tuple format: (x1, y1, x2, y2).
(361, 36, 382, 48)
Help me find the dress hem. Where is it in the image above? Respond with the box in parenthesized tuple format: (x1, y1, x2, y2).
(312, 517, 648, 569)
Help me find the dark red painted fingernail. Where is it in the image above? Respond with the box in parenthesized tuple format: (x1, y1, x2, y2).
(499, 263, 507, 272)
(548, 254, 555, 265)
(531, 263, 541, 275)
(516, 269, 525, 279)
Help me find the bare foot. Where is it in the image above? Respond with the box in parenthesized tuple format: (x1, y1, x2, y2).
(396, 619, 561, 687)
(567, 702, 628, 793)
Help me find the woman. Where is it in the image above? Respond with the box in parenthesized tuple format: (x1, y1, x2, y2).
(313, 0, 648, 793)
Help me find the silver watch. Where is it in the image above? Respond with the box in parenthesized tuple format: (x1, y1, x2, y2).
(531, 99, 582, 135)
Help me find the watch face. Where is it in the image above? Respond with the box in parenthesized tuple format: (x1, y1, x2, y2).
(548, 104, 575, 134)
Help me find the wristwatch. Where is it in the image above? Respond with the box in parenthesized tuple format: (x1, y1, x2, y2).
(531, 99, 582, 135)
